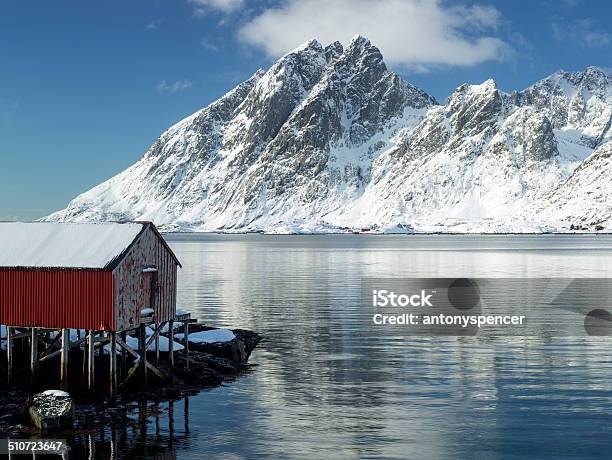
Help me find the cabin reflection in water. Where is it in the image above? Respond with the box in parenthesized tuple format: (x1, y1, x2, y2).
(63, 396, 191, 459)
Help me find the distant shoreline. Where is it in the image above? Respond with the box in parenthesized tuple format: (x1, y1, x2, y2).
(162, 231, 612, 236)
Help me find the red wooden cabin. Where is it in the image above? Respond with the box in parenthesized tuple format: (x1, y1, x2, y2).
(0, 222, 181, 331)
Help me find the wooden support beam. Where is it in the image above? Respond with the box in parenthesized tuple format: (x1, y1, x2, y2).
(110, 332, 117, 400)
(155, 330, 160, 366)
(116, 334, 167, 382)
(82, 332, 87, 386)
(60, 328, 69, 390)
(183, 320, 189, 370)
(12, 331, 33, 340)
(119, 357, 140, 389)
(39, 349, 62, 362)
(39, 332, 62, 360)
(6, 326, 13, 386)
(168, 320, 174, 377)
(71, 336, 88, 348)
(139, 324, 148, 389)
(115, 335, 139, 360)
(144, 359, 167, 380)
(120, 331, 127, 379)
(88, 330, 95, 393)
(145, 323, 163, 349)
(30, 327, 38, 384)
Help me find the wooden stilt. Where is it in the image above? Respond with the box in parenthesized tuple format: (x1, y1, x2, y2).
(168, 320, 174, 377)
(60, 328, 69, 390)
(183, 320, 189, 370)
(82, 334, 87, 385)
(30, 327, 38, 385)
(120, 330, 127, 378)
(110, 332, 117, 400)
(116, 334, 165, 387)
(6, 326, 13, 386)
(88, 330, 95, 393)
(139, 324, 148, 389)
(155, 326, 160, 366)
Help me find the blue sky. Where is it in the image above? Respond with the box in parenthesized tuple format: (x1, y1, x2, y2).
(1, 0, 611, 219)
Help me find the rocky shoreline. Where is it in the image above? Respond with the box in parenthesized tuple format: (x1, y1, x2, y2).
(0, 325, 261, 436)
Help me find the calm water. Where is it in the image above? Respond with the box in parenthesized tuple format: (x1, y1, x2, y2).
(79, 236, 612, 458)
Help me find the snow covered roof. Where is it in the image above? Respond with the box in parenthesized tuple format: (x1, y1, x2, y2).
(0, 222, 146, 269)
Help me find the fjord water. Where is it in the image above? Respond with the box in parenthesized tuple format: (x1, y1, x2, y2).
(140, 235, 612, 459)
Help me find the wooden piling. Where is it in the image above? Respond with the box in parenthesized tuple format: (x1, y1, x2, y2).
(82, 334, 88, 385)
(60, 328, 69, 390)
(155, 327, 160, 366)
(110, 332, 117, 400)
(168, 320, 174, 375)
(183, 320, 189, 370)
(30, 327, 38, 384)
(6, 326, 13, 386)
(139, 324, 148, 389)
(88, 330, 95, 393)
(120, 330, 127, 378)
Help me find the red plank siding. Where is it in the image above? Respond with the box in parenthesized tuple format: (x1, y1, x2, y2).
(0, 269, 114, 330)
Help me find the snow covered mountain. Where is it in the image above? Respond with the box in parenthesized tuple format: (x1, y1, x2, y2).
(46, 36, 612, 233)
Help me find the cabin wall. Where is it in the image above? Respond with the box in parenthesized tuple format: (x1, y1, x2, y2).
(113, 227, 178, 330)
(0, 269, 115, 330)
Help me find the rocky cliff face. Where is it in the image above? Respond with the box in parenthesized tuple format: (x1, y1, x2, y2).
(536, 141, 612, 229)
(46, 37, 612, 232)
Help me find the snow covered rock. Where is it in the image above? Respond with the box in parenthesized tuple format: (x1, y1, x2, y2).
(29, 390, 75, 431)
(175, 328, 235, 344)
(174, 327, 261, 364)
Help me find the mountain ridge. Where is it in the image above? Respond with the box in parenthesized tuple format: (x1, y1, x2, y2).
(46, 36, 612, 233)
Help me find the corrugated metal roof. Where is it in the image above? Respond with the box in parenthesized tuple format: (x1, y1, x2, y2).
(0, 222, 145, 269)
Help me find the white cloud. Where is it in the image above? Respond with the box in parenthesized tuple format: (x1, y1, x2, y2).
(201, 37, 220, 52)
(145, 20, 160, 30)
(552, 19, 611, 49)
(189, 0, 244, 15)
(238, 0, 510, 69)
(156, 80, 193, 94)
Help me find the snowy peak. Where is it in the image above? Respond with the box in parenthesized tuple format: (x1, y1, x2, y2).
(46, 42, 612, 233)
(548, 66, 611, 97)
(446, 79, 504, 138)
(47, 36, 438, 231)
(324, 41, 344, 62)
(514, 67, 612, 149)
